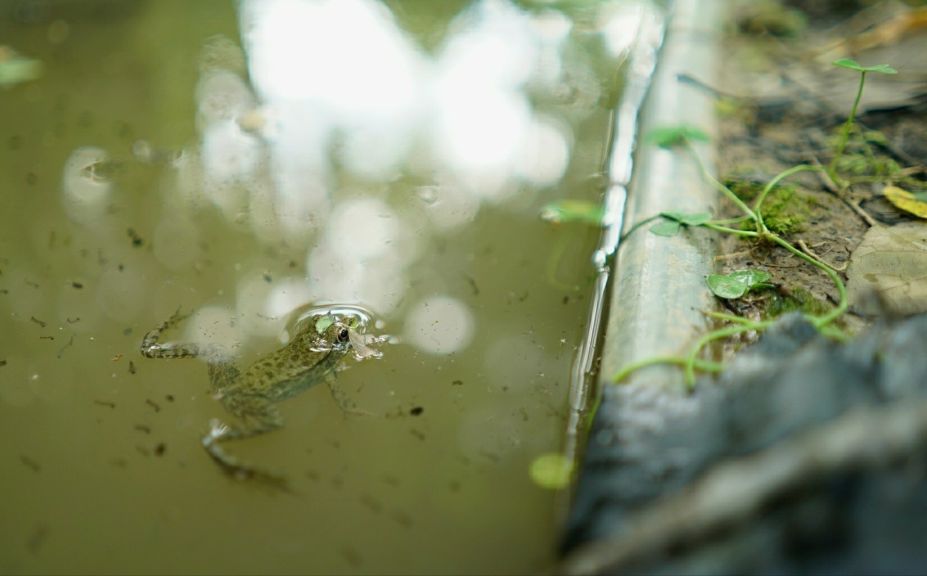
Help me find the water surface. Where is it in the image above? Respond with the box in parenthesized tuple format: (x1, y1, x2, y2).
(0, 1, 645, 572)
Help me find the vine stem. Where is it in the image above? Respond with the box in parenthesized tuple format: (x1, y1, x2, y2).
(764, 234, 847, 327)
(686, 143, 757, 221)
(684, 321, 774, 386)
(829, 70, 867, 178)
(704, 223, 758, 236)
(612, 356, 724, 384)
(611, 135, 851, 388)
(754, 164, 821, 232)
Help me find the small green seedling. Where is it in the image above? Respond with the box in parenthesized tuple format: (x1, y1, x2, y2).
(707, 269, 772, 299)
(832, 58, 897, 75)
(614, 57, 898, 388)
(829, 58, 898, 180)
(616, 138, 851, 387)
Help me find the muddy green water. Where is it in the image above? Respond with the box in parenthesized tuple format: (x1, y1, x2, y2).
(0, 1, 635, 573)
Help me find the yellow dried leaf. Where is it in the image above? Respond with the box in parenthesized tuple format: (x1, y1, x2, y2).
(884, 185, 927, 219)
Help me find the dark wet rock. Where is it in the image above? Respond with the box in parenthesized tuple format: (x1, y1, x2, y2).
(562, 313, 927, 574)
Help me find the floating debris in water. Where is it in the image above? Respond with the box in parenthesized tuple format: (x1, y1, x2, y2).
(20, 454, 41, 473)
(56, 335, 74, 359)
(127, 228, 144, 247)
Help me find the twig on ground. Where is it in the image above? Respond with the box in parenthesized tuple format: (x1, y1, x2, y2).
(798, 239, 848, 271)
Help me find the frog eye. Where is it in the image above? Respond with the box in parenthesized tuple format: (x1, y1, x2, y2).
(337, 326, 350, 343)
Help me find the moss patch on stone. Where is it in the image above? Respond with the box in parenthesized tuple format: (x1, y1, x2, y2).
(725, 178, 811, 235)
(765, 285, 830, 318)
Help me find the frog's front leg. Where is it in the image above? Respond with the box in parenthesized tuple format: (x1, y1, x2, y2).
(326, 375, 373, 417)
(140, 309, 207, 359)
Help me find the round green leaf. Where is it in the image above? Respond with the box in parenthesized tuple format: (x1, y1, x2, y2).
(315, 316, 334, 333)
(707, 269, 772, 299)
(649, 219, 681, 237)
(662, 211, 712, 226)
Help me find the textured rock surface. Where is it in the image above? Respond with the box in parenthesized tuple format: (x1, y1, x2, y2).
(563, 313, 927, 574)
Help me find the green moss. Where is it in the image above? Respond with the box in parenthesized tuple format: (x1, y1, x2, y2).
(725, 178, 763, 200)
(725, 178, 809, 235)
(765, 286, 830, 318)
(835, 152, 900, 178)
(827, 128, 907, 182)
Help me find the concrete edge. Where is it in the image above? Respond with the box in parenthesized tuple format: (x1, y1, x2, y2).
(599, 0, 724, 391)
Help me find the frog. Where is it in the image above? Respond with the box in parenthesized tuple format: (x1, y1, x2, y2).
(139, 307, 383, 484)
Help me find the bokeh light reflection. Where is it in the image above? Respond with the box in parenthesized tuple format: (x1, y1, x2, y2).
(139, 0, 583, 340)
(403, 295, 474, 355)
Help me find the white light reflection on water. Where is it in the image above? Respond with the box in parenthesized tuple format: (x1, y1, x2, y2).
(218, 0, 576, 329)
(598, 0, 660, 59)
(3, 0, 644, 571)
(61, 146, 112, 226)
(184, 305, 242, 362)
(403, 295, 475, 355)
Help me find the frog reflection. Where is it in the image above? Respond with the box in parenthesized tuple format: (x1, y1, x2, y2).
(140, 308, 383, 483)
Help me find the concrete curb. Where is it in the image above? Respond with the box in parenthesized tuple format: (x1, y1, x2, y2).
(601, 0, 722, 392)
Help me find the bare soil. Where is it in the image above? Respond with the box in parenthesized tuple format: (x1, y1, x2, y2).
(710, 0, 927, 338)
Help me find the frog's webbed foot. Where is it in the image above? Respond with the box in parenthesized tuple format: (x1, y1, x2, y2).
(201, 418, 290, 491)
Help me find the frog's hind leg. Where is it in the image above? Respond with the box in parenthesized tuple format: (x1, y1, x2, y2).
(201, 406, 288, 488)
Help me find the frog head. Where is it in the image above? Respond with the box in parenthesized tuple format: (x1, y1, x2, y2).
(313, 314, 353, 350)
(305, 308, 384, 360)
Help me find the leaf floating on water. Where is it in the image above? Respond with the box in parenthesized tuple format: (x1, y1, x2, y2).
(707, 269, 772, 299)
(883, 185, 927, 219)
(0, 46, 43, 88)
(539, 200, 605, 226)
(529, 453, 574, 490)
(315, 316, 334, 333)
